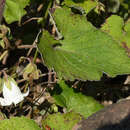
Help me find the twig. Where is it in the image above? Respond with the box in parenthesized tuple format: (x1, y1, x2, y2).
(17, 45, 36, 49)
(3, 36, 11, 48)
(47, 69, 53, 87)
(22, 17, 42, 25)
(48, 11, 63, 40)
(38, 81, 56, 86)
(2, 51, 9, 65)
(37, 4, 43, 12)
(27, 30, 42, 56)
(0, 50, 8, 61)
(2, 69, 8, 79)
(16, 72, 55, 84)
(39, 72, 55, 78)
(33, 87, 46, 104)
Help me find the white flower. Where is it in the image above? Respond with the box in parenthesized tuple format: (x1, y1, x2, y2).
(0, 77, 29, 106)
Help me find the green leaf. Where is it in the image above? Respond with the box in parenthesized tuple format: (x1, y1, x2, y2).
(0, 116, 41, 130)
(101, 15, 124, 43)
(120, 0, 130, 10)
(38, 7, 130, 81)
(63, 0, 97, 14)
(4, 0, 29, 24)
(53, 80, 103, 118)
(101, 15, 130, 48)
(42, 112, 82, 130)
(124, 20, 130, 47)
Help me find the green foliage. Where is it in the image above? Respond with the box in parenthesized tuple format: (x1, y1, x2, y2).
(101, 15, 130, 48)
(101, 15, 124, 42)
(63, 0, 97, 14)
(0, 116, 41, 130)
(52, 80, 103, 117)
(120, 0, 130, 10)
(42, 112, 82, 130)
(1, 1, 130, 129)
(38, 7, 130, 81)
(4, 0, 29, 23)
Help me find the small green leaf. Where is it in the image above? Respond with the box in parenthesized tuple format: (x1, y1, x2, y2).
(53, 80, 103, 117)
(101, 15, 130, 48)
(4, 0, 29, 24)
(63, 0, 97, 14)
(38, 7, 130, 81)
(0, 116, 41, 130)
(101, 15, 124, 42)
(42, 112, 82, 130)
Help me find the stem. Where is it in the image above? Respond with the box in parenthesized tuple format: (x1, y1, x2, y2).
(0, 50, 8, 61)
(42, 0, 53, 27)
(33, 48, 38, 63)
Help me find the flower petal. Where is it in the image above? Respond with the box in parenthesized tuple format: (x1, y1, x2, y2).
(22, 88, 29, 97)
(0, 97, 12, 106)
(1, 77, 30, 106)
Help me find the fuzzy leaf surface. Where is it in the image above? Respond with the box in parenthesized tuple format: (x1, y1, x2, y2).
(63, 0, 97, 14)
(101, 15, 130, 49)
(38, 8, 130, 81)
(42, 112, 82, 130)
(0, 116, 41, 130)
